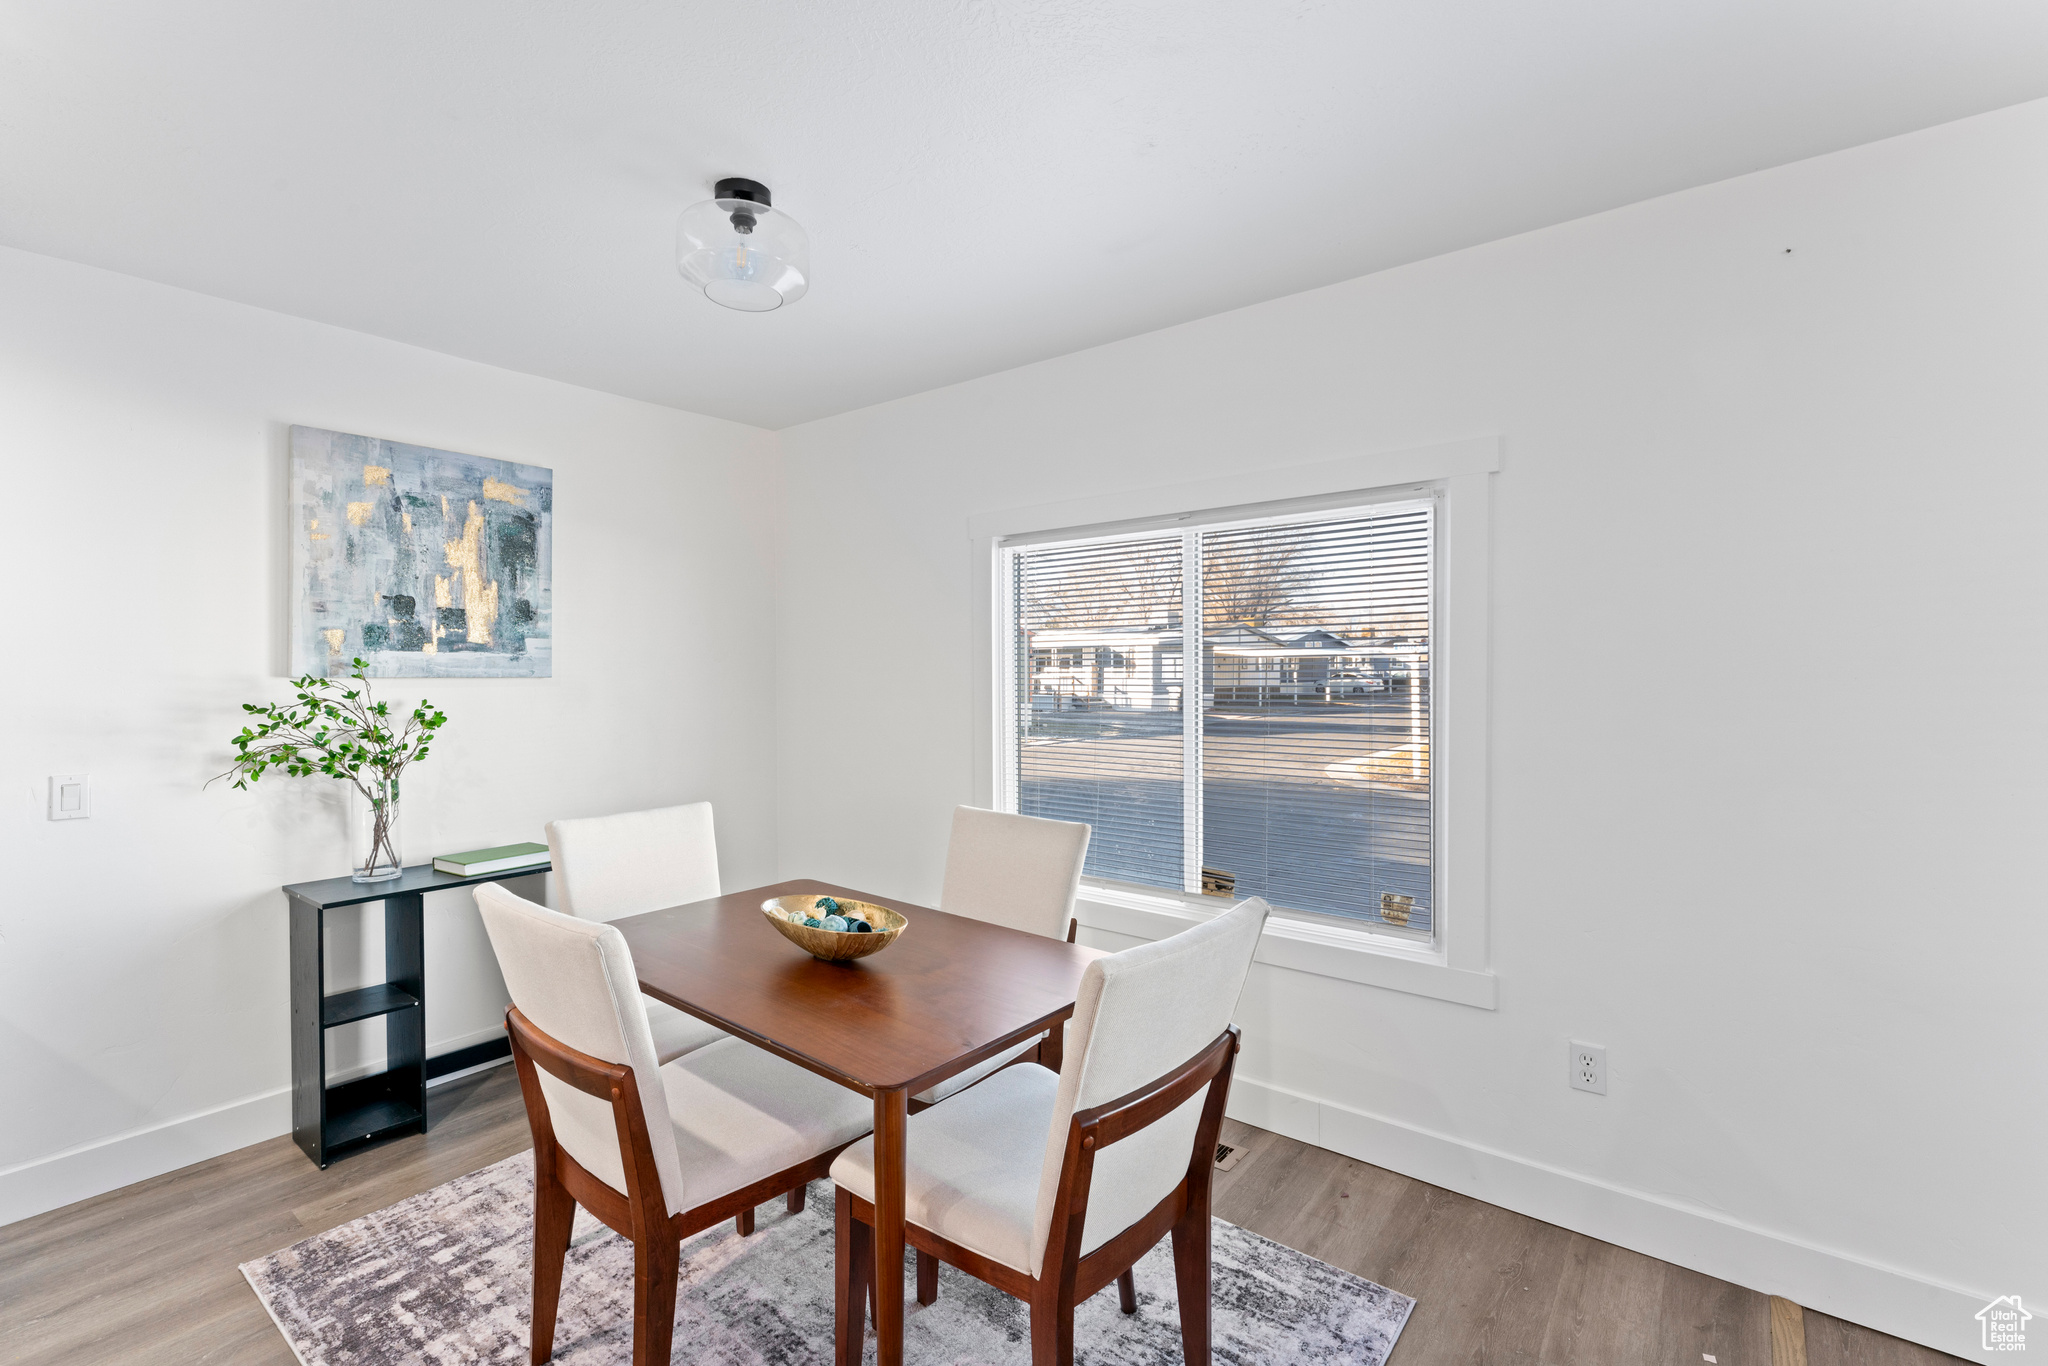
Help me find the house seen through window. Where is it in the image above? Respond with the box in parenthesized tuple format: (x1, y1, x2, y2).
(1003, 498, 1433, 934)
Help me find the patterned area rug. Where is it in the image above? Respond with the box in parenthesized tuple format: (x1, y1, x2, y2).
(242, 1151, 1413, 1364)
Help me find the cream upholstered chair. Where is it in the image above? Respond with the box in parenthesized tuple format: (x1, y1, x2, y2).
(832, 896, 1269, 1366)
(476, 883, 873, 1366)
(911, 806, 1091, 1110)
(939, 805, 1091, 940)
(546, 802, 729, 1066)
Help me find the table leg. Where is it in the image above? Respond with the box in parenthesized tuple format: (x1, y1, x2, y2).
(872, 1085, 909, 1366)
(287, 896, 324, 1166)
(383, 891, 427, 1134)
(1041, 1019, 1064, 1075)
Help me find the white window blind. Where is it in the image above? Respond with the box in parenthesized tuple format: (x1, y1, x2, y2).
(1006, 499, 1434, 935)
(1013, 534, 1185, 887)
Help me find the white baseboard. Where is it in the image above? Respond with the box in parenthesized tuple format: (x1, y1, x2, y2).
(0, 1026, 512, 1231)
(0, 1086, 294, 1229)
(1225, 1075, 1999, 1361)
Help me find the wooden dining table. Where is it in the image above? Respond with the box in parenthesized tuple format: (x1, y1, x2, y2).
(612, 877, 1108, 1366)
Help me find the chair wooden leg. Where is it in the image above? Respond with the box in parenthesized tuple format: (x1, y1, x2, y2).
(916, 1248, 939, 1305)
(630, 1229, 680, 1366)
(1117, 1267, 1138, 1315)
(834, 1188, 874, 1366)
(529, 1167, 576, 1364)
(1170, 1206, 1212, 1366)
(787, 1183, 807, 1216)
(735, 1206, 755, 1236)
(1029, 1281, 1075, 1366)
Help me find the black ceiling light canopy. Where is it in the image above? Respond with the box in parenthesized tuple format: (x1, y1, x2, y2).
(713, 177, 771, 234)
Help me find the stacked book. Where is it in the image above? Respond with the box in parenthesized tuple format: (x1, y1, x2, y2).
(434, 842, 550, 877)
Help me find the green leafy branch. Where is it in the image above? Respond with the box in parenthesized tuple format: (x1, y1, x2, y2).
(208, 658, 447, 807)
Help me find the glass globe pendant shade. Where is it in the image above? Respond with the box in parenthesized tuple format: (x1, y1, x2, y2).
(677, 180, 808, 312)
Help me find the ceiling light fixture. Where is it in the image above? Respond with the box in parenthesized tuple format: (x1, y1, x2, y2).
(677, 177, 809, 312)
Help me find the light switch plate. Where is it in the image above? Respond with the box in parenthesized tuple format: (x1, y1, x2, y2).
(48, 774, 90, 821)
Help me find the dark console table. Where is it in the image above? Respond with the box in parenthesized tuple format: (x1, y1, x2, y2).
(283, 861, 548, 1167)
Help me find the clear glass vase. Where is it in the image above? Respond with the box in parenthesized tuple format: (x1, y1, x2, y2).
(349, 775, 404, 882)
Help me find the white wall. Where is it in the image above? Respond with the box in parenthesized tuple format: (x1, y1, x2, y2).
(6, 95, 2042, 1361)
(774, 100, 2048, 1357)
(0, 245, 782, 1221)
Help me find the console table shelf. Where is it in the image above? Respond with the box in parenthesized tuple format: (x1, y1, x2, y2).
(321, 1073, 425, 1152)
(321, 983, 421, 1028)
(284, 860, 549, 1168)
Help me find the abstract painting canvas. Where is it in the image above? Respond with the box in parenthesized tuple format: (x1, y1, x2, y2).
(289, 426, 552, 677)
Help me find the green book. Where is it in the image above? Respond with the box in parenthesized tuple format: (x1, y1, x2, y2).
(434, 841, 549, 877)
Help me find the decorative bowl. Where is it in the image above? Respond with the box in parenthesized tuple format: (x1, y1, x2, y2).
(761, 894, 908, 962)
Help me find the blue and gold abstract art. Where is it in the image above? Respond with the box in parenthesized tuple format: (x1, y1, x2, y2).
(289, 426, 553, 677)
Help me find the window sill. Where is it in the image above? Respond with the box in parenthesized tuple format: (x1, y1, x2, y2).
(1074, 881, 1498, 1010)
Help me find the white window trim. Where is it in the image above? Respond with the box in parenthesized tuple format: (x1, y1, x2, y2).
(968, 436, 1500, 1010)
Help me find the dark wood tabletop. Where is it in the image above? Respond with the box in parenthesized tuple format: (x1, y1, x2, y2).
(611, 877, 1107, 1096)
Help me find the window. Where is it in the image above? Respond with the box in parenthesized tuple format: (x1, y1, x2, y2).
(1000, 496, 1434, 937)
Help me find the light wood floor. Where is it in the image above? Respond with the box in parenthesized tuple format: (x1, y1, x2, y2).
(0, 1063, 1959, 1366)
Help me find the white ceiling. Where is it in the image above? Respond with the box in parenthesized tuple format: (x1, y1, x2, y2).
(4, 2, 2046, 430)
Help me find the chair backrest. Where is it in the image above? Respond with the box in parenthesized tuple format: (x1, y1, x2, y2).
(546, 801, 721, 923)
(1027, 896, 1270, 1276)
(938, 806, 1091, 939)
(474, 882, 688, 1216)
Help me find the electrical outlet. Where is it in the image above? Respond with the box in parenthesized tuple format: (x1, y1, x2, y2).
(1569, 1040, 1607, 1095)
